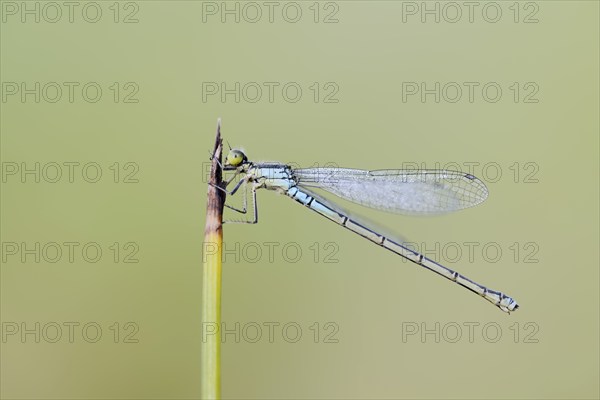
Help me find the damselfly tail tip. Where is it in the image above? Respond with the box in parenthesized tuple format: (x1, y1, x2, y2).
(499, 296, 519, 313)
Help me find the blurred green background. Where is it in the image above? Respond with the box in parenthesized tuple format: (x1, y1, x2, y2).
(1, 1, 598, 399)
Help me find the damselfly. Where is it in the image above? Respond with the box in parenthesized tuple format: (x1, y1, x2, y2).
(213, 148, 519, 313)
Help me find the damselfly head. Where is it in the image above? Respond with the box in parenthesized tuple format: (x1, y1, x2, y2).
(225, 149, 248, 167)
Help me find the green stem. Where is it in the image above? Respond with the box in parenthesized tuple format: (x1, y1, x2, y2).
(201, 119, 225, 399)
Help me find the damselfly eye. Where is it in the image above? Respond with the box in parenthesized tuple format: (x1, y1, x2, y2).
(225, 149, 247, 167)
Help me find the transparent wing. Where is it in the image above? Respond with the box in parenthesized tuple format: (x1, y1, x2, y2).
(294, 185, 412, 243)
(294, 168, 488, 215)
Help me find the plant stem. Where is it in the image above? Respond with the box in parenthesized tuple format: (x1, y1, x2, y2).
(201, 119, 225, 399)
